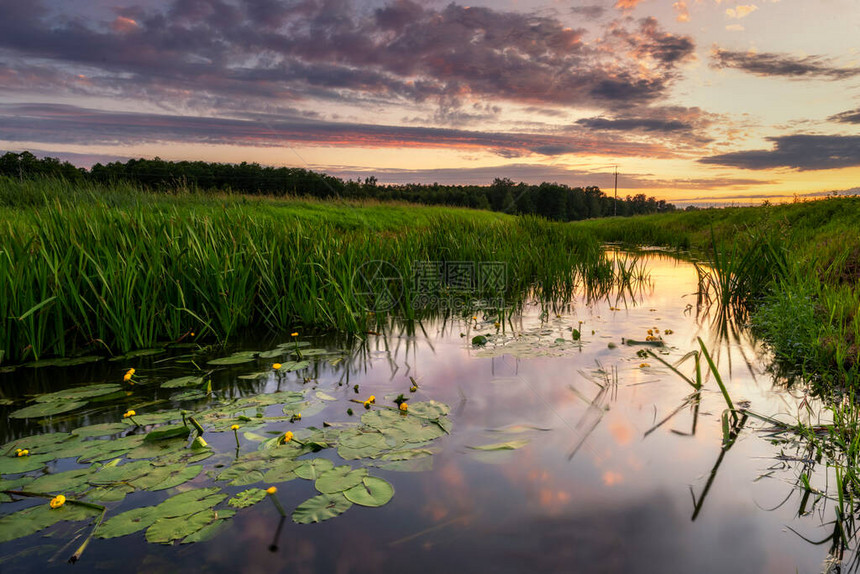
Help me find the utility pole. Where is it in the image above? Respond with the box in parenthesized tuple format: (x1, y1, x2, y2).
(613, 165, 618, 217)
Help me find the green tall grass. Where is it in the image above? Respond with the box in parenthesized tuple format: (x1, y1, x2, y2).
(0, 177, 616, 363)
(574, 197, 860, 389)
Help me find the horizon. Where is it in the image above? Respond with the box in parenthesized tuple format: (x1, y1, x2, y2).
(1, 0, 858, 205)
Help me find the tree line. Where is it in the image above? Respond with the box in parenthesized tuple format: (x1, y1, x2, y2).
(0, 151, 675, 220)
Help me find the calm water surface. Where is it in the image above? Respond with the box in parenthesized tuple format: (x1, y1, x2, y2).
(0, 252, 840, 573)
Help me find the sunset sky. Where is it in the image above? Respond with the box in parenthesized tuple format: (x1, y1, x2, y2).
(1, 0, 858, 204)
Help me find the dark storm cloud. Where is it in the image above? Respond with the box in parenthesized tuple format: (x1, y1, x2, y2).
(0, 0, 695, 114)
(0, 103, 671, 158)
(699, 134, 860, 171)
(577, 116, 690, 131)
(574, 106, 714, 147)
(710, 48, 860, 80)
(829, 108, 860, 124)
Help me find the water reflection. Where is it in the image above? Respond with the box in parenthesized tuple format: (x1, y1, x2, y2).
(0, 251, 845, 573)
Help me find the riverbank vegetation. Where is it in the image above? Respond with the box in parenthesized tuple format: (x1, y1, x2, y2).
(0, 176, 625, 364)
(575, 197, 860, 390)
(1, 171, 857, 393)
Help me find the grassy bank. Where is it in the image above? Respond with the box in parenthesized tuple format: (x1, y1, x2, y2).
(575, 197, 860, 388)
(0, 177, 612, 363)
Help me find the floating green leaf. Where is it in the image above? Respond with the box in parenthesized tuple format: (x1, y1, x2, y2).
(2, 432, 73, 453)
(90, 460, 153, 484)
(292, 493, 352, 524)
(161, 376, 204, 389)
(73, 423, 128, 438)
(181, 510, 234, 544)
(144, 425, 191, 442)
(34, 384, 123, 403)
(0, 453, 55, 474)
(275, 360, 310, 372)
(262, 459, 301, 483)
(315, 466, 367, 494)
(216, 459, 269, 486)
(97, 507, 158, 539)
(29, 468, 94, 494)
(487, 425, 552, 433)
(10, 400, 89, 419)
(344, 476, 394, 507)
(23, 356, 102, 369)
(294, 458, 334, 480)
(156, 488, 225, 518)
(130, 464, 202, 491)
(0, 502, 100, 543)
(86, 485, 135, 502)
(207, 352, 258, 366)
(227, 488, 267, 509)
(146, 509, 220, 544)
(109, 348, 165, 360)
(467, 439, 530, 451)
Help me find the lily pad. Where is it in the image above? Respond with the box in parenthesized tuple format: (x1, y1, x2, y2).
(262, 459, 301, 483)
(315, 466, 367, 494)
(292, 493, 352, 524)
(227, 488, 267, 509)
(90, 460, 153, 484)
(343, 476, 394, 507)
(294, 458, 335, 480)
(0, 502, 100, 543)
(109, 348, 165, 360)
(275, 360, 311, 372)
(2, 432, 73, 453)
(29, 468, 94, 494)
(130, 464, 203, 491)
(161, 376, 204, 389)
(379, 457, 433, 472)
(0, 453, 55, 474)
(34, 384, 123, 403)
(207, 352, 258, 366)
(156, 488, 225, 518)
(144, 425, 191, 442)
(73, 423, 129, 438)
(97, 507, 158, 539)
(10, 400, 89, 419)
(146, 509, 219, 544)
(23, 356, 102, 368)
(181, 510, 234, 543)
(467, 439, 530, 451)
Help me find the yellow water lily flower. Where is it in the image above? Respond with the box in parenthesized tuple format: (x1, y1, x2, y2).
(272, 363, 282, 370)
(230, 424, 240, 431)
(123, 410, 136, 418)
(16, 448, 29, 457)
(368, 395, 376, 404)
(283, 431, 293, 443)
(640, 363, 650, 368)
(266, 486, 277, 495)
(49, 495, 66, 509)
(294, 413, 301, 420)
(399, 402, 408, 412)
(290, 332, 299, 337)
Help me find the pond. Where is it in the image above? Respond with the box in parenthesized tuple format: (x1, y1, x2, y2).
(0, 250, 843, 573)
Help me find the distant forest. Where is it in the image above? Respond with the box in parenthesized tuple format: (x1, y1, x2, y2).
(0, 151, 676, 220)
